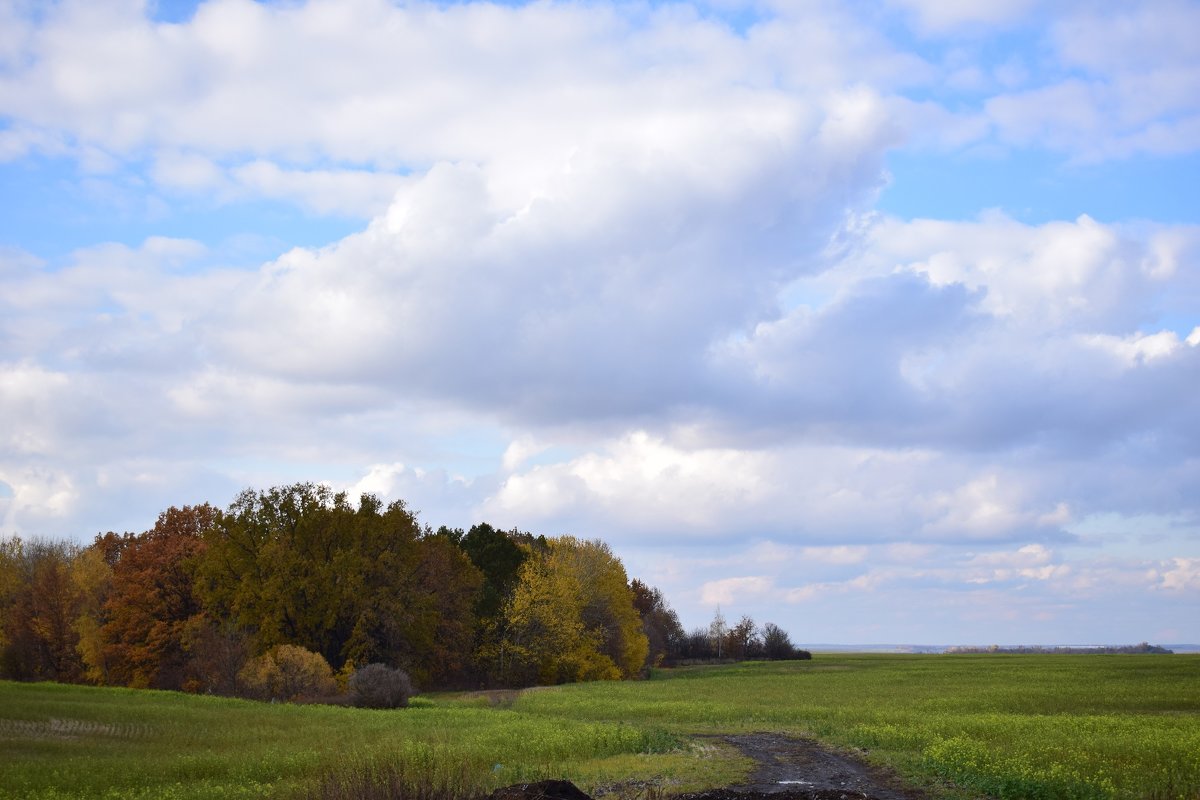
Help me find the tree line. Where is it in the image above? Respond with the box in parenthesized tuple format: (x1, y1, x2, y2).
(0, 483, 805, 698)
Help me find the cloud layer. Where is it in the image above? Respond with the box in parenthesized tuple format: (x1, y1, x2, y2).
(1, 0, 1197, 643)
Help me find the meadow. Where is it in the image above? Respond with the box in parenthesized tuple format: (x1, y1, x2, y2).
(2, 654, 1197, 800)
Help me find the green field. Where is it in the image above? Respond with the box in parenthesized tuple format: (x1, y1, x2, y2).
(2, 654, 1198, 800)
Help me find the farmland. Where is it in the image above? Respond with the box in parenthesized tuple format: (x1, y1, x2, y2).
(2, 654, 1198, 799)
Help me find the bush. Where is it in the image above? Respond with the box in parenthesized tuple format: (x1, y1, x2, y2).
(237, 644, 337, 702)
(348, 663, 414, 709)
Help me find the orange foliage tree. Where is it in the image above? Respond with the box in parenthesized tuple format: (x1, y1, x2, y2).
(101, 505, 216, 690)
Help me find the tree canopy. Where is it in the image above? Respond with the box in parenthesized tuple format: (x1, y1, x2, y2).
(0, 482, 803, 698)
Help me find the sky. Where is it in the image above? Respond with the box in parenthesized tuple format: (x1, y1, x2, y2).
(1, 0, 1198, 646)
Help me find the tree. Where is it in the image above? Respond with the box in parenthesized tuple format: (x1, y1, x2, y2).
(681, 627, 714, 660)
(70, 545, 113, 684)
(459, 523, 529, 622)
(343, 529, 482, 688)
(197, 484, 374, 667)
(726, 615, 759, 661)
(630, 579, 685, 668)
(198, 484, 482, 688)
(102, 505, 215, 689)
(179, 614, 249, 695)
(708, 607, 728, 659)
(0, 538, 86, 682)
(762, 622, 801, 660)
(502, 537, 648, 685)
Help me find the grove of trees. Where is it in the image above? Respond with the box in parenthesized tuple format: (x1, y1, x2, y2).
(0, 483, 806, 700)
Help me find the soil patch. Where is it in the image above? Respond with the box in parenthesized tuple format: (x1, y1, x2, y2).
(675, 733, 926, 800)
(496, 733, 927, 800)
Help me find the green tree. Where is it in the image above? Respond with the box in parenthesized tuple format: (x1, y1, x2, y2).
(198, 484, 482, 688)
(197, 484, 366, 666)
(630, 579, 685, 668)
(762, 622, 802, 660)
(459, 523, 529, 621)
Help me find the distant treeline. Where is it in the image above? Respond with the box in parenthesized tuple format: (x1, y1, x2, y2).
(0, 483, 804, 699)
(945, 643, 1174, 655)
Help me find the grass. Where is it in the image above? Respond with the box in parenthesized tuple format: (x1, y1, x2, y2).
(509, 654, 1200, 799)
(2, 654, 1198, 799)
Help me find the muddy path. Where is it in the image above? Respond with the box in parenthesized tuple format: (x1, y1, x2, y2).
(676, 733, 927, 800)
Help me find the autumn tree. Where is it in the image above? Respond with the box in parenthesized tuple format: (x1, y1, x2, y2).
(680, 627, 714, 660)
(720, 618, 758, 662)
(71, 545, 114, 684)
(0, 538, 86, 682)
(101, 505, 216, 689)
(0, 537, 21, 669)
(503, 537, 647, 685)
(179, 614, 249, 695)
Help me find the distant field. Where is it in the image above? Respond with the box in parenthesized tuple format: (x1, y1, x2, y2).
(2, 654, 1198, 799)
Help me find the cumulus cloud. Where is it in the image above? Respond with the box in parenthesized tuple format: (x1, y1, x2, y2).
(1155, 558, 1200, 592)
(0, 0, 1196, 644)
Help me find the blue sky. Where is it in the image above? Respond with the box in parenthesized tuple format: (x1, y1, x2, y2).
(1, 0, 1198, 645)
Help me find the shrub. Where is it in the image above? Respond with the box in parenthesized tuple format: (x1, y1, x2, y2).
(348, 662, 414, 709)
(237, 644, 336, 702)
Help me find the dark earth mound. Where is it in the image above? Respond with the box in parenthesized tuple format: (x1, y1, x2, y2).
(491, 781, 595, 800)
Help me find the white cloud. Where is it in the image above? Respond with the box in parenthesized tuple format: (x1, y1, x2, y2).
(1079, 331, 1186, 367)
(1156, 558, 1200, 592)
(482, 432, 1106, 549)
(886, 0, 1039, 34)
(961, 543, 1071, 583)
(921, 476, 1035, 538)
(700, 575, 775, 606)
(0, 362, 71, 456)
(229, 161, 409, 218)
(0, 464, 78, 533)
(0, 0, 911, 215)
(0, 1, 1196, 645)
(501, 436, 549, 473)
(786, 572, 885, 603)
(861, 213, 1192, 329)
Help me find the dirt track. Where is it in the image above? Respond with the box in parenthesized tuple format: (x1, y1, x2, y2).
(500, 733, 927, 800)
(675, 733, 926, 800)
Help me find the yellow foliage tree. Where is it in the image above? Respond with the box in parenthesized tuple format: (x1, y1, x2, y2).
(70, 546, 113, 684)
(503, 537, 648, 685)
